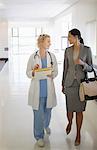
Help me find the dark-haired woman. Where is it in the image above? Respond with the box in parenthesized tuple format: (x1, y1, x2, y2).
(62, 28, 93, 146)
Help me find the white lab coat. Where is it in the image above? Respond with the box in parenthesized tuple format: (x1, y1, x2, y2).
(26, 51, 58, 110)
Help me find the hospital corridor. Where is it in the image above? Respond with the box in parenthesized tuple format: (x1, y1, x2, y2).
(0, 0, 97, 150)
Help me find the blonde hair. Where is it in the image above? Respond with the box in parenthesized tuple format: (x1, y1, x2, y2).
(37, 34, 50, 48)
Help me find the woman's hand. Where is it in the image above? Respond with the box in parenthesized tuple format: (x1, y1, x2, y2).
(32, 64, 40, 76)
(34, 64, 40, 70)
(75, 59, 85, 66)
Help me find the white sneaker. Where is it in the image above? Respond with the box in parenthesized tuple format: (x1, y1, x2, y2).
(37, 139, 45, 147)
(45, 127, 51, 135)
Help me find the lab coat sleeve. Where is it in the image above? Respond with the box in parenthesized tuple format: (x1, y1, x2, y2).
(26, 54, 34, 79)
(51, 54, 58, 79)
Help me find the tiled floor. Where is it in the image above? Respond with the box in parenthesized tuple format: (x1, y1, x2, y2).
(0, 54, 97, 150)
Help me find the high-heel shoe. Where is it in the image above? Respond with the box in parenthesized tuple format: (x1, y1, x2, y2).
(74, 136, 81, 146)
(74, 140, 80, 146)
(66, 123, 71, 135)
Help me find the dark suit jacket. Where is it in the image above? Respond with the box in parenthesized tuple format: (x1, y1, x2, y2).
(62, 44, 93, 87)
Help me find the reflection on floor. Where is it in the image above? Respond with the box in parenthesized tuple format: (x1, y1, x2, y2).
(0, 54, 97, 150)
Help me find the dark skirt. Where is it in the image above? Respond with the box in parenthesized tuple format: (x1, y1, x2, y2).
(65, 79, 86, 112)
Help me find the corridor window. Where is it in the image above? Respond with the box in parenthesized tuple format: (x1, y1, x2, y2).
(12, 27, 19, 37)
(11, 26, 43, 54)
(19, 27, 35, 37)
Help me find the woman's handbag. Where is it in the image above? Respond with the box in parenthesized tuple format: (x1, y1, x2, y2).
(79, 68, 97, 101)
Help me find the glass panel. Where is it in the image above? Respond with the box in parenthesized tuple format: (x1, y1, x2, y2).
(12, 46, 19, 54)
(12, 37, 19, 46)
(19, 37, 36, 46)
(61, 36, 68, 50)
(11, 26, 44, 54)
(19, 46, 35, 54)
(19, 27, 35, 37)
(86, 21, 96, 56)
(36, 27, 42, 36)
(12, 28, 19, 37)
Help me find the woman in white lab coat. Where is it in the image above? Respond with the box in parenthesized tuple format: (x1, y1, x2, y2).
(26, 34, 58, 147)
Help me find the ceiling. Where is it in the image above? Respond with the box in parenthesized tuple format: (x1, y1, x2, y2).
(0, 0, 79, 21)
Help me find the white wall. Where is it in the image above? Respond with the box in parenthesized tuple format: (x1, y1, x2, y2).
(0, 21, 8, 51)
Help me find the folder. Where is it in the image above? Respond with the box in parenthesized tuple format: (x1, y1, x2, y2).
(34, 67, 52, 80)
